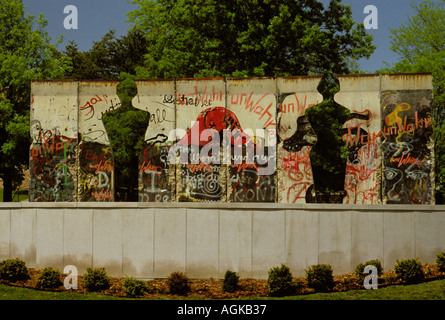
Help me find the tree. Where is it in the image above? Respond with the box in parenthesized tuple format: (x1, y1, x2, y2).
(63, 29, 149, 80)
(0, 0, 69, 202)
(379, 0, 445, 203)
(127, 0, 375, 78)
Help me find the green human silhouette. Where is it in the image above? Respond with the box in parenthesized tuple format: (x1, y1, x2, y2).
(102, 77, 150, 201)
(305, 72, 350, 203)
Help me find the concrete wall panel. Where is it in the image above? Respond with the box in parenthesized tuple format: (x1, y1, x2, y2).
(175, 79, 227, 202)
(36, 209, 64, 270)
(10, 209, 37, 267)
(219, 210, 252, 278)
(285, 209, 319, 276)
(227, 78, 277, 203)
(186, 209, 219, 278)
(77, 81, 120, 202)
(336, 75, 382, 204)
(318, 210, 352, 275)
(122, 208, 155, 278)
(414, 211, 445, 263)
(380, 74, 434, 204)
(92, 209, 123, 275)
(30, 81, 78, 202)
(251, 210, 286, 278)
(277, 77, 321, 204)
(351, 210, 384, 268)
(133, 80, 176, 203)
(383, 210, 415, 270)
(0, 210, 11, 261)
(153, 208, 187, 278)
(63, 208, 93, 274)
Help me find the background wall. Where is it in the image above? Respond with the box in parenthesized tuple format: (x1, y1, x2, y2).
(29, 74, 434, 204)
(1, 203, 445, 279)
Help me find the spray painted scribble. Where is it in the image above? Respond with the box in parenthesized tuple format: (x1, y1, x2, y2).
(381, 89, 434, 204)
(29, 127, 77, 202)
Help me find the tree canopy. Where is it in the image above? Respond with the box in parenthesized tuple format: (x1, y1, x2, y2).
(127, 0, 375, 78)
(0, 0, 69, 201)
(63, 29, 149, 80)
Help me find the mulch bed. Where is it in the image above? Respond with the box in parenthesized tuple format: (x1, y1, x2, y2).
(1, 264, 444, 299)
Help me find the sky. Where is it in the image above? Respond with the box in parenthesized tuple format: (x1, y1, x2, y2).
(22, 0, 431, 73)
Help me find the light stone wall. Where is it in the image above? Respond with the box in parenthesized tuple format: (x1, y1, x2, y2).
(1, 203, 444, 279)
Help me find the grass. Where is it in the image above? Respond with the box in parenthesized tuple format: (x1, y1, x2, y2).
(1, 279, 445, 300)
(0, 283, 120, 300)
(261, 279, 445, 300)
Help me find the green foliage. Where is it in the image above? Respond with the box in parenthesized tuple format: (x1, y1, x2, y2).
(222, 270, 240, 293)
(305, 264, 335, 292)
(436, 252, 445, 272)
(0, 0, 69, 201)
(37, 267, 62, 289)
(0, 258, 30, 282)
(167, 271, 191, 296)
(127, 0, 375, 78)
(63, 29, 149, 80)
(354, 259, 383, 282)
(101, 74, 150, 201)
(123, 277, 149, 297)
(394, 259, 425, 284)
(267, 264, 296, 297)
(83, 268, 111, 292)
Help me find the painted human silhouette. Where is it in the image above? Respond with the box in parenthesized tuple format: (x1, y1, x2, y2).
(305, 73, 351, 203)
(102, 77, 150, 201)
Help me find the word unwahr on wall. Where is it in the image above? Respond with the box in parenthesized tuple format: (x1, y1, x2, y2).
(29, 74, 434, 204)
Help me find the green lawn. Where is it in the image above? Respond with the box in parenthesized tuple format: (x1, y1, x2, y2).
(261, 279, 445, 300)
(1, 279, 445, 300)
(0, 283, 120, 300)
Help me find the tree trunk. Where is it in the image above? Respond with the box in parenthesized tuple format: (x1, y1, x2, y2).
(2, 175, 13, 202)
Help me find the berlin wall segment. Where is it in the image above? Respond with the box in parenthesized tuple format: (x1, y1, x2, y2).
(29, 74, 434, 205)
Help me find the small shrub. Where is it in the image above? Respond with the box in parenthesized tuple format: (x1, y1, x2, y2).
(123, 277, 148, 297)
(355, 259, 383, 282)
(0, 258, 30, 282)
(222, 270, 239, 293)
(394, 258, 424, 284)
(305, 264, 334, 292)
(37, 267, 62, 289)
(83, 267, 110, 292)
(436, 252, 445, 272)
(167, 271, 190, 295)
(267, 264, 296, 297)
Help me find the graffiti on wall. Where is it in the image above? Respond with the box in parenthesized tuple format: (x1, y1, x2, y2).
(278, 91, 318, 203)
(77, 83, 121, 202)
(343, 108, 381, 204)
(381, 89, 434, 204)
(228, 78, 277, 202)
(29, 126, 77, 202)
(29, 75, 434, 204)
